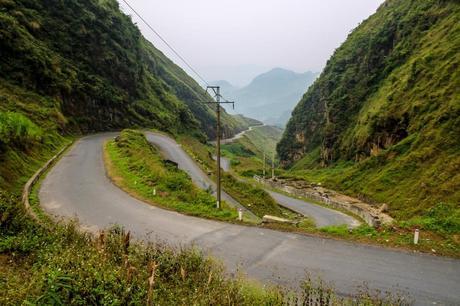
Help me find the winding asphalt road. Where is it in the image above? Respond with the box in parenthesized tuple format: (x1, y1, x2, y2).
(267, 191, 360, 228)
(217, 156, 359, 227)
(39, 133, 460, 305)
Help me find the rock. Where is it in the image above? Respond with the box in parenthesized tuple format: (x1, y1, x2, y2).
(262, 215, 297, 225)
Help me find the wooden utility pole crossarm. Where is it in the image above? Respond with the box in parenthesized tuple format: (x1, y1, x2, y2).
(204, 86, 234, 209)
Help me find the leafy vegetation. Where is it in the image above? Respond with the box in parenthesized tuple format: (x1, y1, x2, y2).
(278, 0, 460, 224)
(105, 130, 238, 221)
(0, 111, 42, 149)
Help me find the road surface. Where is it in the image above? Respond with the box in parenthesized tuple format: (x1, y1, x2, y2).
(39, 133, 460, 305)
(267, 191, 360, 228)
(210, 124, 263, 145)
(218, 155, 359, 228)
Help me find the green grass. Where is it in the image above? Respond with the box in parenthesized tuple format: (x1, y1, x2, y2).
(239, 125, 283, 159)
(105, 130, 238, 222)
(221, 173, 286, 218)
(0, 111, 43, 148)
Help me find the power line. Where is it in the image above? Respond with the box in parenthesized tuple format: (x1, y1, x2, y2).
(120, 2, 241, 211)
(120, 0, 209, 87)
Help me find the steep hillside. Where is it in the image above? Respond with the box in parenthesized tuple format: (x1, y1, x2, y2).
(278, 0, 460, 219)
(0, 0, 245, 139)
(221, 68, 318, 126)
(0, 0, 252, 193)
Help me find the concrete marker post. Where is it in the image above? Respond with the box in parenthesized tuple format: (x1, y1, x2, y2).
(238, 208, 243, 221)
(414, 228, 419, 245)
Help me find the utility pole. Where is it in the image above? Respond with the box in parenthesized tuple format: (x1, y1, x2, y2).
(263, 151, 266, 178)
(272, 152, 275, 180)
(204, 86, 234, 209)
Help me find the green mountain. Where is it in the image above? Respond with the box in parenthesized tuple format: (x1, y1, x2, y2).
(0, 0, 248, 140)
(219, 68, 318, 126)
(277, 0, 460, 219)
(0, 0, 254, 191)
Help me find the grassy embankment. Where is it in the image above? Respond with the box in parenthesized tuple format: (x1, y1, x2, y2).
(104, 130, 239, 222)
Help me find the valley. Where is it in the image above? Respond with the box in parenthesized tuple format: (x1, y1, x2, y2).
(1, 0, 459, 304)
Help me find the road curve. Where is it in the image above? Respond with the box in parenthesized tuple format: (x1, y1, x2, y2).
(143, 132, 258, 221)
(218, 154, 359, 228)
(39, 133, 460, 305)
(267, 191, 360, 228)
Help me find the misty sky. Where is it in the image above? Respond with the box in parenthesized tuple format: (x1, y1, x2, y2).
(119, 0, 385, 86)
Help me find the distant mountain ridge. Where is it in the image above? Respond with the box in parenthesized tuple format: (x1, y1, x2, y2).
(215, 68, 318, 126)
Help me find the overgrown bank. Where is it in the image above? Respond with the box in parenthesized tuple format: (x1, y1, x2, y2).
(104, 130, 238, 222)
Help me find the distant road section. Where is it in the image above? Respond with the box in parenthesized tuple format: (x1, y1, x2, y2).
(39, 133, 460, 306)
(210, 124, 263, 145)
(267, 191, 360, 228)
(218, 156, 359, 227)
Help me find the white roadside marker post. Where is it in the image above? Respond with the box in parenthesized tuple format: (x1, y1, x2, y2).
(414, 228, 419, 245)
(238, 208, 243, 221)
(153, 188, 156, 196)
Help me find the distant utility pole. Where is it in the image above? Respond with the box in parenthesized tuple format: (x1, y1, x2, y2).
(204, 86, 234, 209)
(272, 152, 275, 180)
(263, 152, 266, 178)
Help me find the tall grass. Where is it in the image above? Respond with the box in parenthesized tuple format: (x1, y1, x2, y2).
(0, 111, 42, 149)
